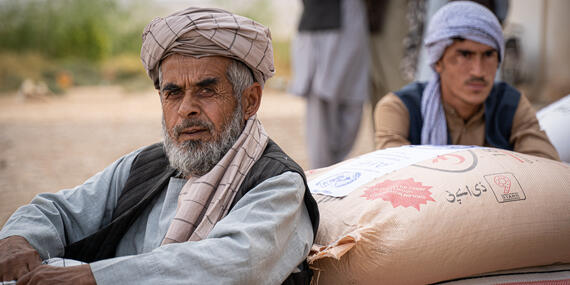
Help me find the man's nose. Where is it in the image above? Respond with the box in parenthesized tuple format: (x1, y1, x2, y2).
(177, 93, 200, 118)
(470, 56, 485, 77)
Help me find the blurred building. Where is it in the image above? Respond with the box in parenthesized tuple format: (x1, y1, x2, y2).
(506, 0, 570, 104)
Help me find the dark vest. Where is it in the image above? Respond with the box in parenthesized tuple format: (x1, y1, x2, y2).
(298, 0, 341, 31)
(394, 81, 521, 150)
(298, 0, 387, 32)
(64, 139, 319, 284)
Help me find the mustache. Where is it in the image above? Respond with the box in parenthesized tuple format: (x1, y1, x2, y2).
(172, 118, 214, 138)
(465, 76, 488, 85)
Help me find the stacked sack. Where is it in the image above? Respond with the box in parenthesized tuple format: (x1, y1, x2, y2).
(307, 146, 570, 285)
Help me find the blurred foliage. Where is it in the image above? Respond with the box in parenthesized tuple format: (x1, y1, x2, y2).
(0, 0, 152, 60)
(0, 52, 53, 92)
(0, 51, 148, 94)
(2, 0, 109, 60)
(102, 54, 147, 83)
(0, 0, 152, 93)
(101, 54, 149, 92)
(219, 0, 274, 29)
(0, 0, 293, 94)
(272, 40, 291, 79)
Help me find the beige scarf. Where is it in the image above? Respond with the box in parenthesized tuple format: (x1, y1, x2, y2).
(162, 115, 269, 244)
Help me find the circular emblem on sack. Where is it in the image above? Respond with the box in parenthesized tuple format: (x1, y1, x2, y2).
(315, 171, 361, 189)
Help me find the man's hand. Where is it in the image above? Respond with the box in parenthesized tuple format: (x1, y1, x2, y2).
(0, 236, 42, 281)
(16, 264, 96, 285)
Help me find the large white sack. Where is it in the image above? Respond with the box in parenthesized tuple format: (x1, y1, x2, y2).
(307, 146, 570, 285)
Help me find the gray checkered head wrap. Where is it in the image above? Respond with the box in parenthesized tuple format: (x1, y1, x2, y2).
(141, 7, 275, 89)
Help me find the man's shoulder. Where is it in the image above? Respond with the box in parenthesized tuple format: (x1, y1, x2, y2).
(487, 82, 522, 107)
(131, 142, 166, 164)
(125, 142, 170, 178)
(135, 142, 165, 157)
(245, 139, 320, 237)
(390, 81, 426, 116)
(241, 140, 305, 191)
(491, 82, 521, 96)
(394, 81, 427, 97)
(257, 139, 303, 174)
(237, 139, 306, 197)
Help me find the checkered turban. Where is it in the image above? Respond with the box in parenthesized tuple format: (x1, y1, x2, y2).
(141, 7, 275, 89)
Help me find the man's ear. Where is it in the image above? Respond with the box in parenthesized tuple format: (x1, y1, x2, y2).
(435, 59, 444, 73)
(241, 82, 262, 120)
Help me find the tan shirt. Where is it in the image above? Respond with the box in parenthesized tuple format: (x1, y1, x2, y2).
(373, 92, 561, 161)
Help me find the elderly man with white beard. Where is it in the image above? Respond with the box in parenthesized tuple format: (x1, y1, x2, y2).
(0, 7, 319, 285)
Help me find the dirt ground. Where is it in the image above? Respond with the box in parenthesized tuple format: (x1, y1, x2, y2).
(0, 86, 375, 225)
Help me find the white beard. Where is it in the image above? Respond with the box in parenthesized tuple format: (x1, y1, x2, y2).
(162, 105, 244, 177)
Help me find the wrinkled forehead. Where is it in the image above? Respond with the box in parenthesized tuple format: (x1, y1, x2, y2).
(161, 54, 231, 70)
(159, 55, 232, 86)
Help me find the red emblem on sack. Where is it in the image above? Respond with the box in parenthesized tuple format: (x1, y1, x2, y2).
(432, 153, 466, 164)
(493, 175, 512, 194)
(361, 178, 435, 211)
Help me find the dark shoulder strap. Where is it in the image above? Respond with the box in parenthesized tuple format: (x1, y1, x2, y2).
(484, 82, 521, 150)
(394, 82, 426, 145)
(64, 143, 176, 262)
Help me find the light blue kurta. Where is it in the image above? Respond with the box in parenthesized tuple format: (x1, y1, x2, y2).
(0, 146, 313, 285)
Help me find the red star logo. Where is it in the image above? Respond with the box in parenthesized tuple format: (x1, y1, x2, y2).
(361, 178, 435, 211)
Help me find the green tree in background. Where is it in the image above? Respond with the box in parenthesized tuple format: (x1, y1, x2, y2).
(0, 0, 153, 92)
(0, 0, 155, 60)
(0, 0, 291, 93)
(0, 0, 119, 60)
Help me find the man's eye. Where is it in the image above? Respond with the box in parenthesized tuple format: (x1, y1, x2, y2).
(164, 89, 182, 98)
(198, 88, 215, 96)
(484, 51, 496, 57)
(459, 51, 472, 58)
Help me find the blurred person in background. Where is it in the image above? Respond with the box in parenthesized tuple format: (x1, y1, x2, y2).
(0, 7, 318, 285)
(373, 1, 560, 161)
(289, 0, 369, 169)
(367, 1, 411, 124)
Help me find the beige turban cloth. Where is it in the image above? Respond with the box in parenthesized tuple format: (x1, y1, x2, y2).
(140, 7, 275, 89)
